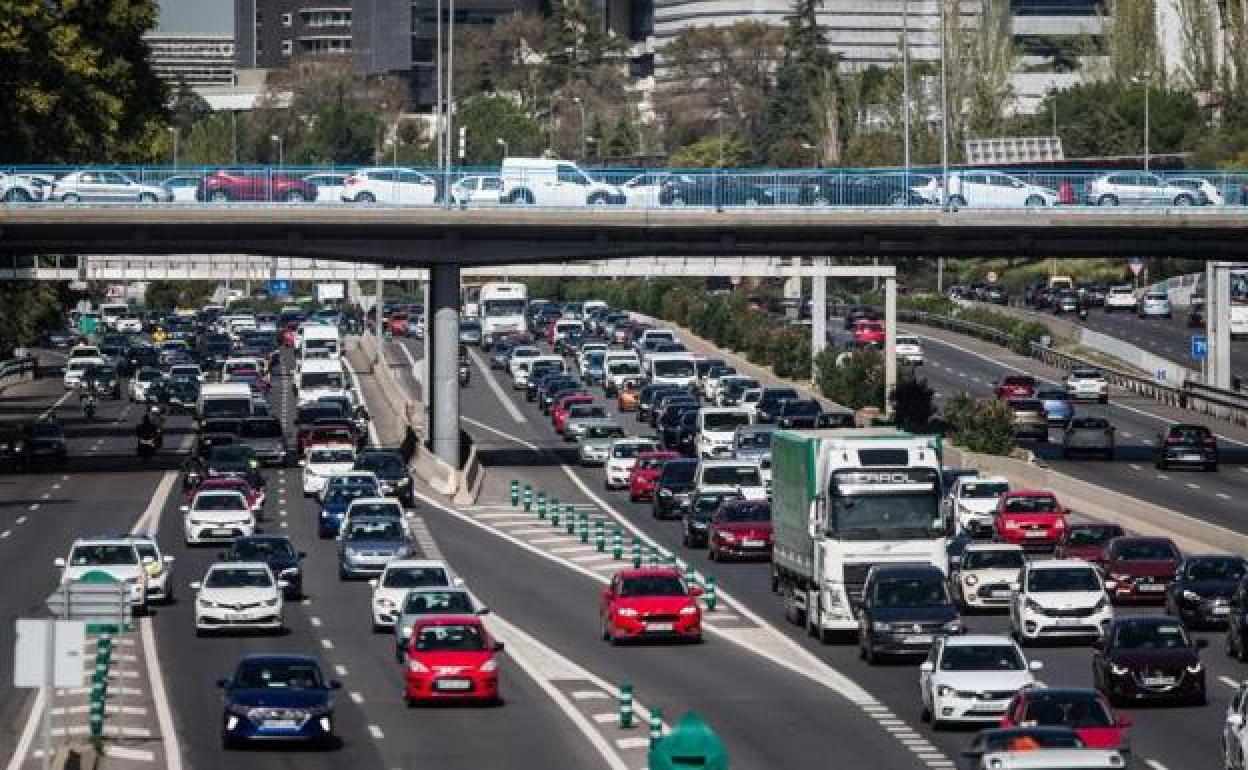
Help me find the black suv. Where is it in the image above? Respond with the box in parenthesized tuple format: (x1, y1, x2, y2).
(354, 449, 414, 506)
(1155, 423, 1218, 472)
(755, 388, 800, 424)
(776, 399, 823, 429)
(658, 404, 699, 450)
(222, 535, 306, 598)
(857, 565, 960, 664)
(637, 385, 682, 423)
(652, 458, 698, 519)
(84, 364, 122, 399)
(681, 491, 741, 548)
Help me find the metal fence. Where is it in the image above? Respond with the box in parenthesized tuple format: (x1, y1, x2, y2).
(0, 356, 37, 392)
(5, 164, 1248, 209)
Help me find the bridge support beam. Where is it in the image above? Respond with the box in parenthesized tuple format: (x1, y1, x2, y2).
(884, 277, 897, 418)
(811, 259, 827, 381)
(429, 263, 461, 467)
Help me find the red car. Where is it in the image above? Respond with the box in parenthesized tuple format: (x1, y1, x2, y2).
(402, 615, 503, 706)
(297, 422, 357, 455)
(996, 374, 1037, 400)
(1000, 688, 1130, 751)
(197, 169, 318, 203)
(279, 323, 299, 348)
(994, 490, 1067, 549)
(387, 313, 409, 336)
(852, 319, 886, 347)
(627, 450, 679, 502)
(183, 476, 264, 513)
(601, 567, 703, 644)
(1054, 523, 1126, 564)
(1102, 536, 1182, 604)
(552, 394, 596, 434)
(707, 499, 772, 561)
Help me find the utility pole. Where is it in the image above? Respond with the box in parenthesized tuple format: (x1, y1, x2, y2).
(901, 0, 911, 194)
(939, 0, 950, 210)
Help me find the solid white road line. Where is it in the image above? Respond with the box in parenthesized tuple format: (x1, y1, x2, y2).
(470, 348, 526, 423)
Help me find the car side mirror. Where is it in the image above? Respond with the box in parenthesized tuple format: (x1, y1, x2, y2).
(54, 557, 67, 568)
(919, 661, 935, 673)
(453, 577, 465, 587)
(298, 551, 306, 560)
(493, 641, 505, 653)
(163, 555, 175, 563)
(190, 582, 202, 591)
(368, 579, 379, 589)
(1029, 660, 1044, 671)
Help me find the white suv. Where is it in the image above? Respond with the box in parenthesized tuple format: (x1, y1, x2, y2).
(895, 335, 924, 365)
(191, 561, 285, 635)
(605, 437, 659, 489)
(944, 475, 1009, 536)
(1009, 560, 1113, 645)
(919, 634, 1041, 729)
(55, 538, 149, 608)
(341, 167, 438, 205)
(1086, 171, 1202, 206)
(915, 171, 1057, 208)
(1137, 291, 1172, 319)
(1103, 286, 1137, 313)
(1064, 367, 1109, 403)
(952, 544, 1025, 610)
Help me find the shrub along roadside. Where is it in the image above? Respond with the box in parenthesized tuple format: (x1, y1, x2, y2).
(859, 293, 1054, 356)
(943, 393, 1017, 455)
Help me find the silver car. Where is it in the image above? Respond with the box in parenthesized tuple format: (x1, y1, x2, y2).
(1137, 291, 1172, 319)
(1062, 416, 1115, 460)
(577, 421, 625, 466)
(392, 586, 486, 661)
(562, 404, 610, 441)
(1085, 171, 1204, 207)
(336, 516, 414, 579)
(1, 173, 43, 202)
(52, 170, 172, 204)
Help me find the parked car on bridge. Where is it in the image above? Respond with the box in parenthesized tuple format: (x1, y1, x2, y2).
(1, 173, 44, 202)
(450, 175, 503, 206)
(1167, 175, 1224, 205)
(914, 171, 1057, 208)
(52, 170, 173, 203)
(1085, 172, 1205, 206)
(500, 157, 625, 206)
(197, 169, 318, 202)
(303, 172, 348, 202)
(341, 167, 439, 205)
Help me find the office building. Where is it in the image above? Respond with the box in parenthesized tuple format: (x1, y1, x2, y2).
(146, 34, 237, 88)
(234, 0, 353, 70)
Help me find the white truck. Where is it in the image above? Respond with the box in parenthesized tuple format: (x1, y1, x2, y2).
(197, 383, 254, 423)
(646, 352, 697, 389)
(477, 282, 528, 345)
(294, 358, 348, 405)
(771, 428, 947, 642)
(297, 324, 341, 360)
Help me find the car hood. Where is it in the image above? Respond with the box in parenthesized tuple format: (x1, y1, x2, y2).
(200, 586, 276, 604)
(406, 649, 493, 670)
(1107, 647, 1199, 668)
(871, 605, 958, 624)
(308, 462, 356, 476)
(188, 508, 251, 521)
(931, 670, 1034, 692)
(615, 595, 698, 614)
(1028, 590, 1104, 609)
(1105, 560, 1180, 577)
(956, 498, 1001, 514)
(63, 564, 142, 583)
(341, 539, 407, 553)
(228, 688, 329, 709)
(960, 567, 1020, 583)
(1177, 579, 1237, 599)
(711, 522, 772, 537)
(1062, 545, 1108, 562)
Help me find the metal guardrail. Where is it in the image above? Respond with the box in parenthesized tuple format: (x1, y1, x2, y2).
(897, 309, 1015, 349)
(0, 355, 37, 393)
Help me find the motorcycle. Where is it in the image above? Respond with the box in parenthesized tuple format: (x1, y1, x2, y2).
(137, 435, 159, 460)
(459, 362, 471, 387)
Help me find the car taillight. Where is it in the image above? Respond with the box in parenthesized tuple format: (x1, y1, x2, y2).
(1203, 438, 1217, 447)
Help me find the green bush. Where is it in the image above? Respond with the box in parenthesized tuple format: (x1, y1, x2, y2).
(817, 349, 885, 410)
(944, 394, 1016, 455)
(893, 376, 936, 433)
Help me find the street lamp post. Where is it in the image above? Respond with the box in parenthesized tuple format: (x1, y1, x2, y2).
(939, 0, 950, 210)
(901, 0, 911, 193)
(496, 137, 509, 159)
(586, 136, 598, 162)
(167, 126, 179, 167)
(1132, 73, 1152, 171)
(269, 134, 283, 167)
(573, 96, 586, 161)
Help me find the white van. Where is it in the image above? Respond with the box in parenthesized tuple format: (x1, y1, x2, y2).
(295, 359, 347, 405)
(696, 408, 753, 459)
(694, 460, 767, 501)
(552, 319, 583, 345)
(499, 157, 626, 207)
(647, 353, 697, 388)
(512, 354, 564, 389)
(197, 383, 254, 422)
(636, 329, 677, 351)
(298, 324, 341, 360)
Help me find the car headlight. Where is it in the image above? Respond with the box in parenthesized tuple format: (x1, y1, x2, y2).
(407, 659, 428, 673)
(943, 620, 962, 633)
(872, 621, 892, 632)
(936, 685, 954, 697)
(198, 598, 217, 608)
(1004, 520, 1020, 529)
(679, 605, 699, 616)
(717, 531, 736, 542)
(616, 607, 638, 617)
(1110, 663, 1130, 676)
(397, 477, 410, 486)
(1182, 590, 1201, 602)
(480, 658, 498, 673)
(280, 567, 299, 577)
(1025, 598, 1043, 613)
(1186, 663, 1204, 674)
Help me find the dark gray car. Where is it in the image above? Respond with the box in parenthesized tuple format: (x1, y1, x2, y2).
(1062, 416, 1114, 460)
(337, 516, 414, 579)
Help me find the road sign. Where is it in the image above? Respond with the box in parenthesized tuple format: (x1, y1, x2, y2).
(46, 574, 131, 628)
(14, 619, 86, 689)
(1128, 257, 1144, 276)
(1192, 334, 1208, 360)
(77, 315, 97, 336)
(268, 279, 290, 296)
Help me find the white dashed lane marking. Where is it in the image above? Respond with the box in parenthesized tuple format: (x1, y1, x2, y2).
(320, 638, 334, 650)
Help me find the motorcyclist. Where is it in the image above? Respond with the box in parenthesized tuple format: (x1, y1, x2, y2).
(79, 381, 98, 418)
(136, 414, 162, 449)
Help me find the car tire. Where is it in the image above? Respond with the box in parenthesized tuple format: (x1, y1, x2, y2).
(139, 192, 157, 204)
(62, 193, 81, 203)
(920, 704, 932, 723)
(355, 192, 376, 203)
(1208, 463, 1219, 472)
(948, 195, 967, 209)
(284, 190, 306, 203)
(1025, 195, 1045, 207)
(208, 190, 230, 203)
(708, 545, 717, 562)
(588, 193, 610, 206)
(1098, 194, 1119, 206)
(1174, 194, 1195, 207)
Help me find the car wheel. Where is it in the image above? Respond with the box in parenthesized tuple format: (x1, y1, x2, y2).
(1174, 194, 1194, 206)
(62, 193, 81, 204)
(509, 189, 535, 205)
(4, 188, 31, 202)
(139, 192, 157, 204)
(920, 704, 932, 723)
(588, 193, 609, 206)
(862, 636, 878, 665)
(283, 190, 306, 203)
(1098, 194, 1119, 206)
(355, 192, 376, 203)
(1025, 195, 1045, 207)
(1099, 395, 1108, 404)
(948, 195, 967, 209)
(209, 190, 230, 203)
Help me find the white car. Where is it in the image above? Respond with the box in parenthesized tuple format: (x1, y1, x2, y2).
(952, 544, 1025, 610)
(168, 363, 205, 383)
(129, 367, 163, 402)
(55, 537, 149, 608)
(1009, 560, 1113, 645)
(1137, 291, 1172, 319)
(605, 438, 660, 489)
(1064, 367, 1109, 404)
(181, 489, 256, 545)
(129, 534, 175, 604)
(1103, 285, 1137, 313)
(368, 559, 459, 630)
(51, 170, 173, 203)
(301, 444, 358, 496)
(1169, 176, 1224, 206)
(697, 408, 752, 459)
(191, 561, 285, 635)
(915, 171, 1057, 208)
(945, 475, 1010, 536)
(304, 172, 348, 202)
(1086, 171, 1202, 207)
(919, 634, 1042, 729)
(160, 174, 203, 203)
(694, 459, 768, 501)
(341, 167, 438, 205)
(114, 315, 143, 334)
(895, 335, 924, 365)
(974, 749, 1127, 770)
(1224, 680, 1248, 769)
(63, 357, 103, 389)
(449, 175, 502, 207)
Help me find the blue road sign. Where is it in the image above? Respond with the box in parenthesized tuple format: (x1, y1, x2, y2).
(1192, 334, 1208, 360)
(268, 279, 290, 296)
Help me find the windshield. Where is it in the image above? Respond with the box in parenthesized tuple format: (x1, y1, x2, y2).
(1027, 567, 1101, 592)
(1022, 694, 1113, 728)
(210, 446, 254, 467)
(829, 493, 942, 539)
(619, 575, 687, 597)
(1003, 495, 1058, 513)
(872, 576, 949, 607)
(241, 420, 283, 438)
(960, 481, 1009, 500)
(1184, 557, 1247, 581)
(584, 425, 624, 439)
(298, 406, 344, 423)
(383, 567, 449, 588)
(717, 502, 770, 523)
(349, 502, 402, 518)
(569, 406, 607, 419)
(304, 338, 337, 351)
(194, 493, 246, 511)
(325, 486, 375, 505)
(1113, 620, 1191, 650)
(202, 397, 252, 419)
(702, 465, 761, 486)
(782, 401, 820, 416)
(357, 454, 405, 475)
(231, 539, 295, 560)
(653, 360, 695, 378)
(483, 299, 526, 316)
(611, 442, 655, 459)
(1065, 526, 1122, 546)
(300, 372, 343, 389)
(1111, 540, 1179, 561)
(413, 623, 488, 652)
(403, 590, 472, 614)
(735, 431, 772, 450)
(69, 544, 138, 566)
(661, 462, 697, 483)
(962, 549, 1025, 570)
(310, 448, 354, 463)
(608, 362, 642, 376)
(940, 645, 1025, 672)
(704, 412, 751, 431)
(346, 520, 405, 541)
(206, 567, 273, 588)
(234, 661, 323, 690)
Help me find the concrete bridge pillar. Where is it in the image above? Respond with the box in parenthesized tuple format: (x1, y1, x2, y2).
(429, 264, 461, 466)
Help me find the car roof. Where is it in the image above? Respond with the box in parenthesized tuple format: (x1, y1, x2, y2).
(383, 559, 447, 570)
(1006, 489, 1055, 497)
(1028, 559, 1096, 570)
(237, 652, 319, 666)
(615, 567, 682, 579)
(409, 613, 484, 627)
(964, 543, 1024, 553)
(71, 537, 136, 547)
(208, 560, 270, 571)
(347, 496, 403, 506)
(944, 634, 1016, 647)
(869, 564, 943, 578)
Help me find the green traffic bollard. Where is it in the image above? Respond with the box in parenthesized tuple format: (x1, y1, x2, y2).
(89, 712, 103, 738)
(566, 508, 576, 535)
(551, 507, 560, 527)
(537, 491, 547, 518)
(510, 480, 519, 507)
(612, 528, 623, 560)
(706, 576, 718, 612)
(551, 497, 560, 518)
(578, 513, 589, 544)
(619, 682, 635, 729)
(649, 546, 659, 567)
(91, 679, 107, 701)
(632, 538, 642, 568)
(664, 553, 677, 568)
(595, 521, 606, 553)
(523, 484, 533, 512)
(649, 706, 663, 747)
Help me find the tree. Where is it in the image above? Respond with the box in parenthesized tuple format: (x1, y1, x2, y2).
(1176, 0, 1217, 92)
(761, 0, 842, 166)
(669, 136, 750, 168)
(185, 112, 239, 165)
(170, 80, 211, 135)
(1102, 0, 1163, 83)
(0, 282, 61, 358)
(1030, 81, 1201, 158)
(605, 115, 638, 158)
(964, 0, 1016, 138)
(457, 95, 543, 164)
(0, 0, 169, 163)
(292, 84, 381, 165)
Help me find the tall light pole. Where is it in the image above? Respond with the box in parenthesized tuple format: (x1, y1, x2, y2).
(901, 0, 911, 192)
(435, 0, 443, 173)
(269, 134, 283, 167)
(939, 0, 950, 210)
(496, 137, 509, 159)
(586, 136, 598, 163)
(573, 96, 586, 161)
(1132, 73, 1152, 171)
(167, 126, 179, 167)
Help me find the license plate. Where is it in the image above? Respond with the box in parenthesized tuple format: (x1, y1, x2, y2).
(991, 589, 1012, 598)
(1143, 677, 1175, 687)
(209, 528, 233, 537)
(1025, 530, 1048, 538)
(743, 539, 765, 547)
(1054, 617, 1081, 626)
(646, 622, 674, 632)
(970, 704, 1005, 713)
(434, 679, 472, 691)
(903, 634, 932, 645)
(1137, 583, 1165, 592)
(1181, 453, 1202, 461)
(262, 719, 298, 729)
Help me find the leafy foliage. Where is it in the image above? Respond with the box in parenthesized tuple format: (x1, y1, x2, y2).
(816, 349, 885, 410)
(458, 96, 543, 164)
(892, 376, 936, 433)
(944, 394, 1016, 455)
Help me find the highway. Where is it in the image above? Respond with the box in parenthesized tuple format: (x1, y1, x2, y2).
(393, 332, 1233, 770)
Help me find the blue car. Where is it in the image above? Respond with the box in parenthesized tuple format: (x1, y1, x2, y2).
(1035, 387, 1073, 428)
(219, 654, 340, 749)
(318, 483, 378, 539)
